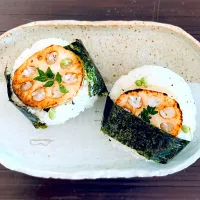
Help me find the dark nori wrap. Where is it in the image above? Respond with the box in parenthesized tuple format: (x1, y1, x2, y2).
(64, 39, 107, 97)
(101, 96, 190, 164)
(4, 69, 47, 129)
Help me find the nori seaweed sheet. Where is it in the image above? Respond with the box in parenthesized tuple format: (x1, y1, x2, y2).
(64, 39, 107, 97)
(101, 96, 190, 164)
(4, 69, 47, 129)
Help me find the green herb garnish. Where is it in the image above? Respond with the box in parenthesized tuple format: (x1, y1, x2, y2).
(141, 77, 148, 87)
(44, 80, 54, 87)
(34, 76, 48, 82)
(141, 106, 158, 123)
(60, 58, 73, 68)
(45, 67, 55, 79)
(181, 125, 191, 133)
(59, 84, 68, 94)
(55, 72, 62, 83)
(48, 108, 56, 120)
(135, 77, 148, 88)
(37, 68, 45, 76)
(34, 67, 68, 93)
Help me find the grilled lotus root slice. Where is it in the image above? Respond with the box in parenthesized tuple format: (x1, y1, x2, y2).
(12, 45, 84, 108)
(115, 89, 182, 136)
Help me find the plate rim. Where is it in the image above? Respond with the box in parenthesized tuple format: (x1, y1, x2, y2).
(1, 20, 200, 49)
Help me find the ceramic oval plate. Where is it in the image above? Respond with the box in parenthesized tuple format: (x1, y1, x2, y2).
(0, 21, 200, 179)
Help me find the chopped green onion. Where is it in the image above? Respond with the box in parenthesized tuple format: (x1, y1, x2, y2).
(181, 125, 191, 133)
(48, 108, 56, 120)
(135, 80, 142, 86)
(143, 83, 148, 88)
(60, 58, 73, 68)
(140, 77, 146, 83)
(141, 77, 148, 87)
(135, 77, 148, 87)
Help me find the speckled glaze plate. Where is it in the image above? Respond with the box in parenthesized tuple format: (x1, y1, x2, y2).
(0, 21, 200, 179)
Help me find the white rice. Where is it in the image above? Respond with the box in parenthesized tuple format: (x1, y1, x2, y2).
(11, 38, 98, 126)
(110, 65, 196, 141)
